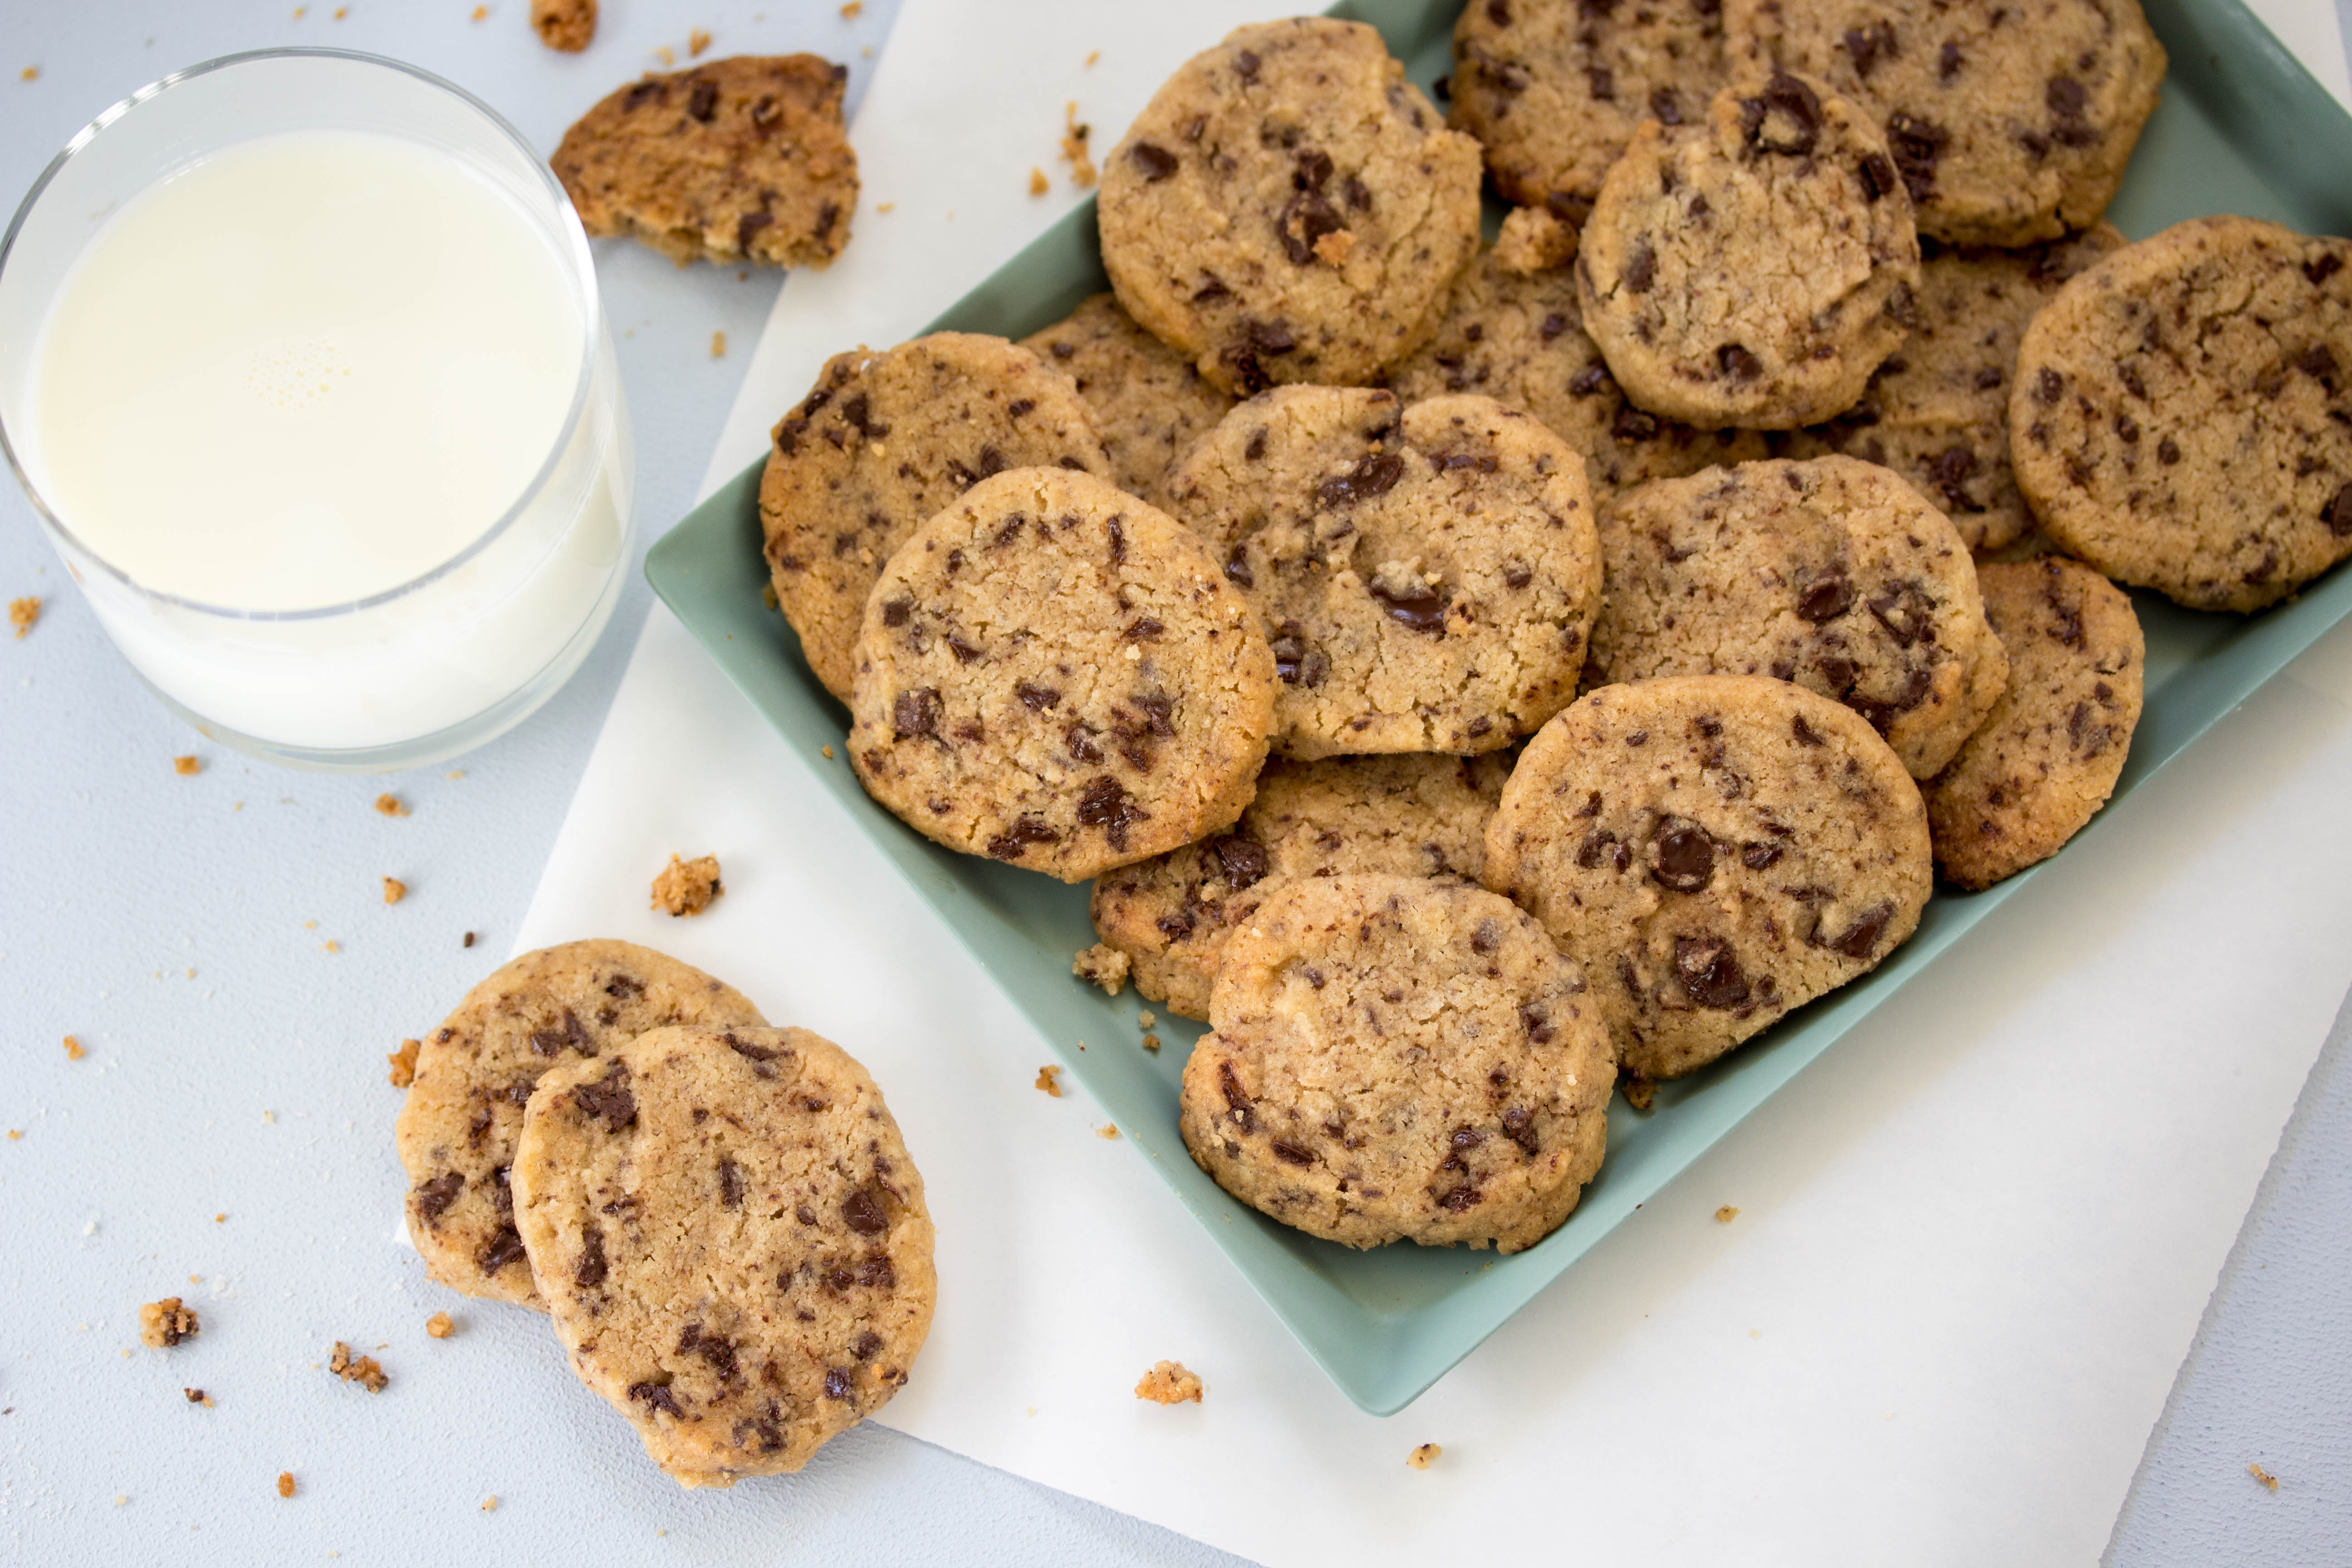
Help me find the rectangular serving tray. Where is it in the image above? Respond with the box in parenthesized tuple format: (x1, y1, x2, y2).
(648, 0, 2352, 1414)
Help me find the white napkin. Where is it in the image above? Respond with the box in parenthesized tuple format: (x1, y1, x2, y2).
(517, 3, 2352, 1563)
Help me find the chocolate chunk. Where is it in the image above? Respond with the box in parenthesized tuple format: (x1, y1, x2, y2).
(1717, 343, 1763, 382)
(737, 211, 774, 255)
(853, 1331, 883, 1361)
(881, 598, 912, 628)
(1792, 714, 1826, 746)
(843, 1186, 889, 1236)
(1501, 1106, 1539, 1156)
(572, 1063, 637, 1132)
(1278, 187, 1344, 265)
(1741, 842, 1783, 870)
(2307, 252, 2346, 286)
(1886, 113, 1947, 201)
(1219, 1061, 1256, 1133)
(624, 80, 667, 111)
(2045, 76, 2092, 142)
(1612, 404, 1661, 443)
(1014, 680, 1061, 711)
(630, 1381, 686, 1418)
(892, 687, 941, 740)
(1624, 238, 1656, 293)
(413, 1171, 464, 1223)
(1122, 617, 1166, 642)
(575, 1222, 609, 1287)
(2157, 436, 2181, 466)
(1651, 87, 1682, 125)
(1130, 142, 1179, 181)
(1842, 21, 1896, 78)
(1063, 722, 1103, 763)
(1927, 445, 1983, 511)
(687, 78, 719, 122)
(823, 1368, 855, 1401)
(1234, 48, 1261, 80)
(1570, 363, 1612, 397)
(1074, 776, 1148, 850)
(1270, 624, 1328, 687)
(2326, 482, 2352, 538)
(985, 817, 1059, 860)
(2036, 366, 2064, 405)
(1675, 936, 1750, 1009)
(477, 1224, 528, 1275)
(1487, 0, 1510, 22)
(1797, 571, 1854, 622)
(1867, 584, 1926, 646)
(1223, 544, 1254, 588)
(1106, 515, 1127, 566)
(1741, 74, 1822, 157)
(1587, 65, 1616, 101)
(716, 1157, 743, 1210)
(1939, 41, 1964, 80)
(1210, 834, 1269, 889)
(1857, 152, 1897, 203)
(1317, 450, 1405, 508)
(1824, 901, 1893, 958)
(1293, 148, 1333, 191)
(1649, 819, 1715, 892)
(1369, 578, 1448, 632)
(1540, 312, 1570, 343)
(1271, 1138, 1316, 1166)
(723, 1031, 788, 1067)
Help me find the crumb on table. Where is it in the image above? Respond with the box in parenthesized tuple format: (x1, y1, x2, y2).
(17, 68, 38, 84)
(2249, 1462, 2280, 1491)
(1135, 1360, 1202, 1405)
(172, 755, 201, 776)
(63, 1034, 84, 1061)
(1137, 1010, 1155, 1029)
(1408, 1442, 1441, 1470)
(387, 1038, 421, 1088)
(382, 876, 407, 905)
(277, 1471, 296, 1499)
(1059, 102, 1096, 188)
(1029, 167, 1049, 196)
(840, 1, 863, 16)
(820, 744, 835, 759)
(1034, 1064, 1062, 1098)
(761, 582, 780, 610)
(651, 852, 724, 917)
(1072, 942, 1129, 995)
(183, 1387, 213, 1407)
(1096, 1124, 1119, 1140)
(710, 330, 727, 358)
(139, 1298, 199, 1349)
(7, 596, 37, 638)
(328, 1341, 388, 1392)
(480, 1494, 500, 1512)
(373, 793, 408, 818)
(1621, 1073, 1656, 1112)
(529, 0, 594, 50)
(426, 1311, 455, 1340)
(688, 27, 711, 56)
(1141, 1033, 1161, 1053)
(1715, 1205, 1740, 1224)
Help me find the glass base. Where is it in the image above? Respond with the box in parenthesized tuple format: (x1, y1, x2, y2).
(145, 554, 628, 774)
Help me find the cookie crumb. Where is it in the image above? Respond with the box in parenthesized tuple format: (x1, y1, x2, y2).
(1313, 228, 1356, 267)
(761, 582, 781, 610)
(214, 1213, 227, 1223)
(277, 1471, 295, 1499)
(387, 1038, 420, 1088)
(2249, 1462, 2280, 1491)
(471, 4, 488, 20)
(1072, 942, 1129, 994)
(1493, 205, 1577, 275)
(184, 1387, 213, 1406)
(139, 1298, 199, 1348)
(426, 1311, 455, 1339)
(876, 201, 895, 213)
(1134, 1361, 1202, 1405)
(18, 67, 38, 84)
(63, 1034, 84, 1061)
(1715, 1205, 1740, 1224)
(373, 793, 408, 818)
(1095, 1124, 1120, 1140)
(1141, 1032, 1161, 1052)
(328, 1341, 388, 1392)
(840, 1, 862, 15)
(1137, 1010, 1156, 1028)
(463, 931, 476, 948)
(322, 940, 340, 954)
(1058, 102, 1096, 189)
(480, 1495, 500, 1512)
(820, 744, 835, 759)
(651, 853, 724, 916)
(1034, 1064, 1062, 1097)
(5, 1130, 19, 1140)
(710, 330, 727, 358)
(8, 596, 41, 638)
(1621, 1072, 1656, 1112)
(1085, 49, 1099, 66)
(1407, 1442, 1441, 1470)
(173, 755, 201, 776)
(688, 27, 711, 56)
(1029, 167, 1049, 197)
(382, 876, 407, 904)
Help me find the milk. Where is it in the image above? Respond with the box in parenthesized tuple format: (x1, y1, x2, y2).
(14, 125, 630, 760)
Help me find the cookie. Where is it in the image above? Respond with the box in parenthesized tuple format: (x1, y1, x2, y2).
(1483, 675, 1931, 1081)
(1576, 72, 1921, 429)
(552, 56, 858, 269)
(1097, 17, 1482, 395)
(1925, 558, 2143, 889)
(1448, 0, 1735, 226)
(1019, 293, 1238, 510)
(1779, 226, 2126, 553)
(760, 333, 1111, 700)
(846, 467, 1275, 881)
(1164, 387, 1602, 757)
(512, 1025, 933, 1487)
(1089, 752, 1514, 1022)
(1591, 456, 2010, 779)
(2010, 216, 2352, 612)
(1178, 873, 1614, 1253)
(1726, 0, 2165, 246)
(395, 941, 765, 1308)
(1384, 246, 1769, 496)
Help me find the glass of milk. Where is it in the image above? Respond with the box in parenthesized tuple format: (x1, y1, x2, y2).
(0, 49, 632, 770)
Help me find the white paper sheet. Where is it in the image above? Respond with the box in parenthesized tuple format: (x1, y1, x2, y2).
(516, 4, 2352, 1563)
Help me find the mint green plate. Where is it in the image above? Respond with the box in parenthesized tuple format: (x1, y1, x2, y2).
(649, 0, 2352, 1414)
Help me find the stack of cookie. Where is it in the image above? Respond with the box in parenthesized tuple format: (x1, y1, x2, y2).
(755, 8, 2352, 1259)
(394, 940, 935, 1488)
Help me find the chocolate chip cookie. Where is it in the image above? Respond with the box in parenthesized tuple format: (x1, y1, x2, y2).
(1576, 72, 1921, 429)
(1592, 456, 2010, 779)
(1178, 873, 1614, 1253)
(2010, 216, 2352, 612)
(1097, 17, 1483, 395)
(1925, 558, 2143, 889)
(761, 333, 1111, 700)
(1483, 675, 1931, 1081)
(394, 941, 765, 1309)
(1019, 292, 1238, 510)
(512, 1025, 933, 1487)
(1385, 245, 1769, 496)
(1448, 0, 1735, 227)
(1089, 752, 1514, 1022)
(1164, 387, 1602, 757)
(1726, 0, 2166, 246)
(1778, 226, 2125, 553)
(552, 55, 858, 269)
(847, 467, 1276, 881)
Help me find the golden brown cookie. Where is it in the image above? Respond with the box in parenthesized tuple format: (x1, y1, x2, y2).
(513, 1025, 933, 1487)
(1019, 293, 1238, 510)
(552, 55, 858, 269)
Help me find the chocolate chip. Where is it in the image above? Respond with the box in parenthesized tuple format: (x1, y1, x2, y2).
(1741, 74, 1822, 157)
(1064, 722, 1103, 763)
(1792, 714, 1826, 746)
(1717, 343, 1763, 382)
(2045, 75, 2091, 136)
(1587, 65, 1615, 101)
(687, 78, 719, 122)
(716, 1157, 743, 1210)
(1742, 842, 1783, 870)
(1649, 819, 1715, 892)
(2157, 436, 2181, 466)
(572, 1063, 637, 1132)
(575, 1223, 609, 1287)
(1857, 152, 1897, 202)
(1824, 902, 1893, 958)
(1867, 584, 1926, 647)
(1294, 148, 1334, 191)
(1278, 186, 1344, 265)
(412, 1171, 463, 1223)
(1577, 828, 1632, 872)
(724, 1031, 789, 1067)
(1796, 571, 1853, 622)
(1122, 617, 1166, 643)
(630, 1381, 685, 1419)
(624, 79, 667, 110)
(1210, 834, 1269, 889)
(1470, 918, 1502, 956)
(1927, 445, 1983, 511)
(1370, 578, 1448, 632)
(1843, 21, 1896, 78)
(1234, 48, 1261, 79)
(1270, 624, 1327, 686)
(1886, 113, 1947, 201)
(2307, 252, 2346, 286)
(882, 598, 912, 628)
(1271, 1138, 1316, 1166)
(985, 817, 1059, 860)
(1075, 777, 1148, 850)
(1651, 87, 1682, 125)
(843, 1186, 889, 1236)
(1106, 515, 1127, 566)
(1939, 40, 1964, 80)
(892, 687, 941, 740)
(1219, 1061, 1256, 1133)
(1014, 680, 1061, 711)
(853, 1331, 883, 1361)
(1317, 450, 1405, 508)
(2036, 366, 2064, 405)
(1130, 142, 1179, 181)
(1570, 363, 1611, 397)
(737, 211, 773, 256)
(1675, 936, 1749, 1008)
(1624, 238, 1656, 293)
(1487, 0, 1510, 21)
(2326, 482, 2352, 538)
(477, 1225, 528, 1275)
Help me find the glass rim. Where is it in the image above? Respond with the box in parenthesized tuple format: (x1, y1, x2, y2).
(0, 46, 603, 623)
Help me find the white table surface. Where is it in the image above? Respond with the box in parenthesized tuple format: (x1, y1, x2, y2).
(1, 2, 2347, 1563)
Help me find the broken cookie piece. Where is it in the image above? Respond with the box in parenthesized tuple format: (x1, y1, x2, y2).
(1071, 942, 1130, 996)
(530, 0, 595, 52)
(328, 1341, 389, 1392)
(1135, 1360, 1203, 1405)
(651, 853, 723, 916)
(139, 1298, 199, 1348)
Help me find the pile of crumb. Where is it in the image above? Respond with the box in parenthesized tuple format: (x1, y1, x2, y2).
(328, 1341, 388, 1392)
(62, 1034, 84, 1061)
(387, 1038, 421, 1088)
(139, 1298, 198, 1348)
(1034, 1064, 1063, 1097)
(650, 852, 723, 916)
(183, 1387, 213, 1407)
(1072, 942, 1129, 995)
(530, 0, 593, 51)
(1407, 1442, 1441, 1470)
(8, 596, 37, 639)
(1135, 1361, 1203, 1405)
